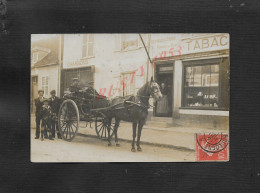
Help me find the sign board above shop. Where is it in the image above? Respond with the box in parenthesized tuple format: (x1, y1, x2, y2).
(151, 34, 229, 58)
(64, 58, 88, 68)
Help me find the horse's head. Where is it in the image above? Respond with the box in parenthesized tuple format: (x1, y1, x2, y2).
(148, 77, 162, 101)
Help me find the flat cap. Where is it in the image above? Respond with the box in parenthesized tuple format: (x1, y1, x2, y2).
(50, 90, 56, 94)
(38, 90, 44, 94)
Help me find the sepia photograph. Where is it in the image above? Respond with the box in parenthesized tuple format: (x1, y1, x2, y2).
(30, 33, 229, 162)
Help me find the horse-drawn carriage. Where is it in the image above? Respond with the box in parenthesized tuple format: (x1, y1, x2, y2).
(58, 85, 116, 141)
(58, 78, 162, 151)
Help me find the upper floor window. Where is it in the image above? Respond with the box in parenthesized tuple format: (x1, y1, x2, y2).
(82, 34, 94, 58)
(42, 76, 49, 98)
(121, 34, 139, 51)
(32, 52, 38, 64)
(115, 34, 147, 52)
(120, 72, 136, 96)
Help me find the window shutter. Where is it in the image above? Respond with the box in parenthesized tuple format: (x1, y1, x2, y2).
(115, 34, 121, 51)
(82, 45, 87, 58)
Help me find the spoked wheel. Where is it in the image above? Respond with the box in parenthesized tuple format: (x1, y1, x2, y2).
(58, 99, 79, 141)
(95, 113, 115, 140)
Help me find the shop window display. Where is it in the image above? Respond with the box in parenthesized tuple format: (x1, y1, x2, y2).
(184, 63, 220, 108)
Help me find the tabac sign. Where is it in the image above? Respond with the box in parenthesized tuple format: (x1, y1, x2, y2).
(182, 34, 229, 53)
(151, 34, 229, 59)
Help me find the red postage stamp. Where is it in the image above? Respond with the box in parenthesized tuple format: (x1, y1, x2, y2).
(196, 133, 229, 161)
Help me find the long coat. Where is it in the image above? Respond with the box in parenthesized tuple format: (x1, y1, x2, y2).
(34, 97, 45, 117)
(49, 96, 61, 115)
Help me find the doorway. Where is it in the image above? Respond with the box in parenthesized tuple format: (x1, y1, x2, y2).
(155, 64, 173, 117)
(31, 76, 38, 113)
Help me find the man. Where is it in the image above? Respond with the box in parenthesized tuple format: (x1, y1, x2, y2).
(34, 90, 47, 139)
(49, 90, 61, 139)
(69, 78, 81, 93)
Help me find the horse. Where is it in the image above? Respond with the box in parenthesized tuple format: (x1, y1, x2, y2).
(107, 77, 162, 152)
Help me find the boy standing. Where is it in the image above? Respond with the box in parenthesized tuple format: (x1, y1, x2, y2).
(40, 99, 54, 141)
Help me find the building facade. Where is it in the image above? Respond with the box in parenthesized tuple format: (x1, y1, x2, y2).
(61, 33, 229, 129)
(61, 34, 150, 98)
(31, 35, 62, 113)
(150, 33, 229, 129)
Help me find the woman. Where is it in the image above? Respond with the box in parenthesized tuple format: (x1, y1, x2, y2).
(156, 82, 169, 116)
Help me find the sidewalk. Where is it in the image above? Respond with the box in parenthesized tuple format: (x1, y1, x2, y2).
(31, 114, 228, 151)
(77, 121, 227, 151)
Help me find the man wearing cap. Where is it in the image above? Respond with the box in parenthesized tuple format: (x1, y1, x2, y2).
(49, 90, 61, 139)
(69, 78, 81, 93)
(34, 90, 47, 139)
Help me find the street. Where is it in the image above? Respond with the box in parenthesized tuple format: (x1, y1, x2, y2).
(31, 133, 195, 162)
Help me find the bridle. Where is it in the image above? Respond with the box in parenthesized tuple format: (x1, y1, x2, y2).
(137, 81, 160, 99)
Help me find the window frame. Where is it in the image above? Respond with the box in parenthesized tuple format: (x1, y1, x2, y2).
(119, 71, 136, 97)
(42, 76, 49, 98)
(181, 58, 229, 110)
(82, 34, 95, 59)
(119, 34, 144, 52)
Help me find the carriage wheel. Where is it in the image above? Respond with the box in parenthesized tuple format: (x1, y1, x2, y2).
(58, 99, 79, 141)
(95, 114, 115, 140)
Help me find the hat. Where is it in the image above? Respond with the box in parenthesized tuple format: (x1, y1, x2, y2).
(50, 90, 56, 94)
(38, 90, 44, 94)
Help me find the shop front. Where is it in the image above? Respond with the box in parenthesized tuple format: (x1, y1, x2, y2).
(60, 66, 95, 96)
(152, 34, 229, 129)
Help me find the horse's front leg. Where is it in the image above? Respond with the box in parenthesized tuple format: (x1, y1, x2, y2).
(131, 122, 137, 152)
(136, 120, 144, 151)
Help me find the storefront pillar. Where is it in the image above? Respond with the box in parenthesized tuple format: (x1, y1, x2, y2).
(173, 60, 182, 118)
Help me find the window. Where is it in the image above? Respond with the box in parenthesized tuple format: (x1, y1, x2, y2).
(82, 34, 94, 58)
(120, 72, 135, 96)
(32, 52, 38, 64)
(121, 34, 138, 50)
(183, 58, 229, 109)
(42, 76, 49, 97)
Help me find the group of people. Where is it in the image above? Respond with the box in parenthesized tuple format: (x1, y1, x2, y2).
(34, 89, 61, 141)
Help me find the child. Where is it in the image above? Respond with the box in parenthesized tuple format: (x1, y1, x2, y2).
(40, 99, 54, 141)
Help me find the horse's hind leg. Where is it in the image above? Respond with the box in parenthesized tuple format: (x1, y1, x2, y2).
(107, 119, 112, 146)
(131, 122, 137, 152)
(136, 120, 144, 151)
(114, 119, 120, 147)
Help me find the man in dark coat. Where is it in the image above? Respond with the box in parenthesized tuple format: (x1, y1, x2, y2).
(49, 90, 62, 139)
(34, 90, 47, 139)
(69, 78, 81, 93)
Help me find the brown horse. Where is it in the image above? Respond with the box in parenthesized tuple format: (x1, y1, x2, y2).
(108, 77, 162, 152)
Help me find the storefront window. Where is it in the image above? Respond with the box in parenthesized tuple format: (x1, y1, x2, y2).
(183, 58, 228, 109)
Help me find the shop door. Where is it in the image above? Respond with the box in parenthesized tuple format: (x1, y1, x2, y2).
(31, 76, 38, 113)
(61, 67, 94, 96)
(155, 65, 174, 117)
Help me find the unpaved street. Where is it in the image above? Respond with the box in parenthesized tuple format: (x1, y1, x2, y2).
(31, 133, 195, 162)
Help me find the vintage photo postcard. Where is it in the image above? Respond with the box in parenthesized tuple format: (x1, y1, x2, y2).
(30, 33, 229, 162)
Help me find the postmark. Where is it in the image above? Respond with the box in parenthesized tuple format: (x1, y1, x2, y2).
(196, 133, 229, 161)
